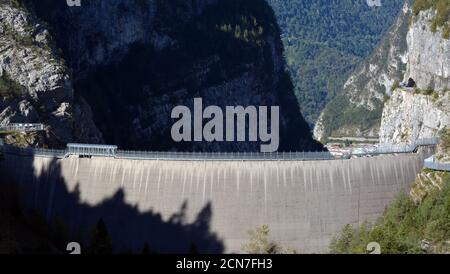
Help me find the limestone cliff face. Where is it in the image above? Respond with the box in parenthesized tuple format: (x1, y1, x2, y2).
(314, 1, 413, 141)
(0, 3, 102, 146)
(404, 10, 450, 91)
(316, 2, 450, 142)
(379, 89, 450, 145)
(379, 8, 450, 146)
(29, 0, 321, 152)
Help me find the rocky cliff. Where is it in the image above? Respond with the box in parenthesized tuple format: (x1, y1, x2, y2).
(314, 1, 413, 141)
(24, 0, 322, 152)
(405, 10, 450, 91)
(0, 1, 102, 147)
(316, 1, 450, 142)
(379, 7, 450, 145)
(379, 89, 450, 144)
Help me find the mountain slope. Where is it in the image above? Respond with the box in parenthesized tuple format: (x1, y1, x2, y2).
(0, 1, 102, 147)
(314, 0, 414, 141)
(267, 0, 405, 126)
(315, 0, 450, 142)
(330, 174, 450, 254)
(379, 5, 450, 146)
(22, 0, 323, 152)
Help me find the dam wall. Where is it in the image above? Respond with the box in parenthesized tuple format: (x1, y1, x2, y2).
(0, 151, 429, 253)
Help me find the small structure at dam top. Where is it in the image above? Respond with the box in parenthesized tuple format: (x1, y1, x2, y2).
(0, 138, 440, 162)
(0, 123, 45, 133)
(67, 143, 118, 158)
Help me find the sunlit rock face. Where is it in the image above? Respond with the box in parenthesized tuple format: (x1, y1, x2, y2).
(314, 1, 413, 141)
(28, 0, 322, 152)
(380, 89, 450, 145)
(0, 3, 102, 147)
(379, 9, 450, 146)
(316, 2, 450, 142)
(404, 10, 450, 91)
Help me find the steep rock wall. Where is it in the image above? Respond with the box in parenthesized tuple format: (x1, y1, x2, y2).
(404, 10, 450, 91)
(316, 2, 450, 142)
(313, 1, 413, 141)
(0, 2, 102, 146)
(380, 9, 450, 145)
(380, 89, 450, 145)
(28, 0, 321, 152)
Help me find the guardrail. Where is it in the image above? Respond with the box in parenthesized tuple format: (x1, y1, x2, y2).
(0, 137, 440, 161)
(1, 146, 66, 158)
(424, 156, 450, 172)
(116, 150, 335, 161)
(0, 123, 45, 133)
(350, 137, 438, 156)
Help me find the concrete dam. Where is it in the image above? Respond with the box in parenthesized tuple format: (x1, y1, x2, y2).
(0, 145, 432, 253)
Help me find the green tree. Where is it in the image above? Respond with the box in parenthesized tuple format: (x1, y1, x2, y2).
(88, 219, 112, 254)
(266, 0, 405, 125)
(439, 127, 450, 152)
(190, 243, 199, 254)
(391, 80, 400, 92)
(0, 73, 26, 97)
(242, 225, 283, 254)
(330, 175, 450, 254)
(142, 242, 151, 254)
(234, 25, 241, 39)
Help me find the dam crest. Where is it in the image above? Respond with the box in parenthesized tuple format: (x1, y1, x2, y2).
(0, 141, 437, 253)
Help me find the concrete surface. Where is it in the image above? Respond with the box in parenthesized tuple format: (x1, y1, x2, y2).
(0, 151, 430, 253)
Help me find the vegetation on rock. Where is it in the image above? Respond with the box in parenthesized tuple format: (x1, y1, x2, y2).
(0, 73, 26, 98)
(440, 127, 450, 152)
(267, 0, 404, 125)
(437, 128, 450, 162)
(242, 224, 296, 254)
(330, 172, 450, 254)
(413, 0, 450, 39)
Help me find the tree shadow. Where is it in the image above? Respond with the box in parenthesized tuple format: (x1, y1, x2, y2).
(0, 155, 224, 254)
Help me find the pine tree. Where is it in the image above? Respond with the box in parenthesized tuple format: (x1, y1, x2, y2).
(142, 242, 151, 255)
(88, 219, 112, 254)
(241, 225, 283, 254)
(190, 243, 199, 254)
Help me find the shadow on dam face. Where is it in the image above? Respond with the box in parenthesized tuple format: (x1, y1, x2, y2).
(0, 156, 224, 254)
(0, 151, 431, 253)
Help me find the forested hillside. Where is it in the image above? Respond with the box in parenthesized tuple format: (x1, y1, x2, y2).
(330, 131, 450, 254)
(315, 0, 450, 141)
(330, 172, 450, 254)
(267, 0, 405, 125)
(17, 0, 323, 152)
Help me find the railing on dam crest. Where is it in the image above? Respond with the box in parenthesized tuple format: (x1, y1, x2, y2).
(0, 137, 439, 161)
(0, 123, 45, 133)
(424, 156, 450, 172)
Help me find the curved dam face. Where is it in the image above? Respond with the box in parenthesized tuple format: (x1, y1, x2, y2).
(0, 153, 427, 253)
